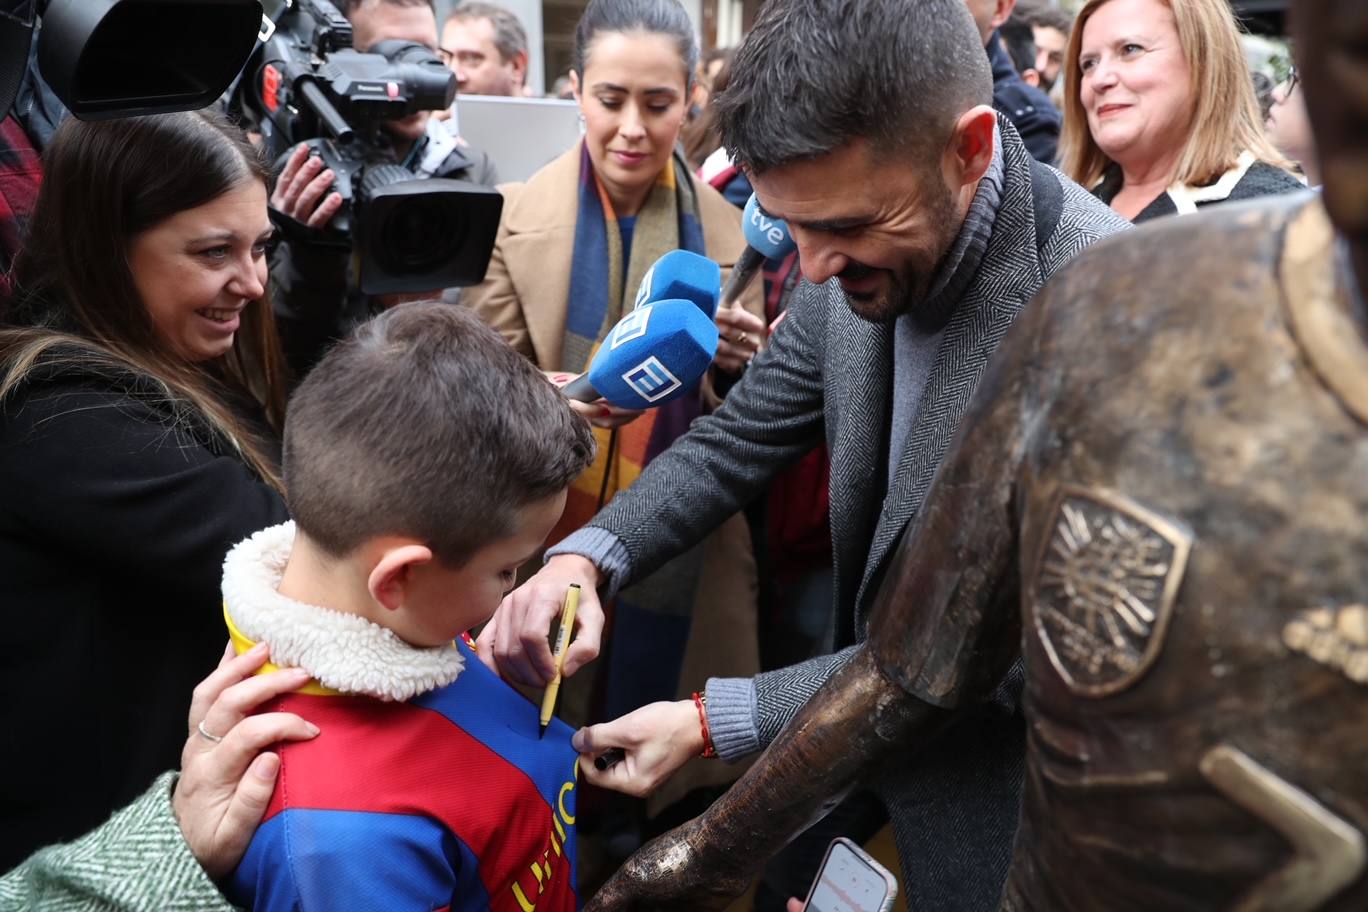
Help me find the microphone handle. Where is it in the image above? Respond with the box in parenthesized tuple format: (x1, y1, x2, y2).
(561, 373, 599, 402)
(719, 246, 766, 310)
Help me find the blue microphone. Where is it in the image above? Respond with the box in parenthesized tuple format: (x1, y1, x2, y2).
(719, 193, 797, 309)
(562, 299, 719, 409)
(632, 249, 721, 319)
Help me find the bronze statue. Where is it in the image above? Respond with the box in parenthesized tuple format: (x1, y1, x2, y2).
(585, 0, 1368, 907)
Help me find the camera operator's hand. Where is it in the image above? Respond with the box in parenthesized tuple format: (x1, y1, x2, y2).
(271, 144, 344, 230)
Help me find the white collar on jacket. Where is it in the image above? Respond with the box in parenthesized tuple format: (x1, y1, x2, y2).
(221, 522, 463, 701)
(1166, 150, 1258, 215)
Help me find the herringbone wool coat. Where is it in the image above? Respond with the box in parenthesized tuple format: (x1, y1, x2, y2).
(581, 120, 1129, 910)
(0, 773, 236, 911)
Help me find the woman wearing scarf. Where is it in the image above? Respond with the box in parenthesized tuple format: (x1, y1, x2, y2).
(464, 0, 764, 817)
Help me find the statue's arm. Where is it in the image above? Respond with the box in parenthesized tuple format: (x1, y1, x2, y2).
(585, 646, 930, 910)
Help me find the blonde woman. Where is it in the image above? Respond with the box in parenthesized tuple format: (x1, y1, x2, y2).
(1060, 0, 1302, 222)
(0, 111, 290, 868)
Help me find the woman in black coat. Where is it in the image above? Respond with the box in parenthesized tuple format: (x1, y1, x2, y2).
(0, 111, 290, 868)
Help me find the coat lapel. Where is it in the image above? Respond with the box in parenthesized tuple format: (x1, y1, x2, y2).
(825, 303, 893, 642)
(499, 147, 582, 368)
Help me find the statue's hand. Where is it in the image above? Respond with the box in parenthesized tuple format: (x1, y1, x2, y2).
(585, 818, 752, 911)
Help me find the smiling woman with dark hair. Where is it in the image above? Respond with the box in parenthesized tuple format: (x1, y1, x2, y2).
(0, 109, 290, 867)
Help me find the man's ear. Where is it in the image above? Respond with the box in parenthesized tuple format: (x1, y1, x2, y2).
(367, 544, 434, 612)
(992, 0, 1018, 31)
(512, 49, 529, 85)
(1023, 67, 1042, 89)
(944, 105, 998, 191)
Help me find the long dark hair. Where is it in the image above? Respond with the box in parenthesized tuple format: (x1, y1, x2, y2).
(3, 110, 287, 489)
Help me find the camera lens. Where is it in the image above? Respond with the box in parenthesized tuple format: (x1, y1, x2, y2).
(355, 164, 503, 295)
(375, 195, 468, 273)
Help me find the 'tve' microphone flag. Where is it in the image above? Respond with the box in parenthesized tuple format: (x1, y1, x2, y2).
(719, 193, 797, 309)
(562, 300, 719, 409)
(632, 250, 722, 319)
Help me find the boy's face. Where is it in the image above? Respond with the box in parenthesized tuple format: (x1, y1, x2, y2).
(390, 490, 567, 648)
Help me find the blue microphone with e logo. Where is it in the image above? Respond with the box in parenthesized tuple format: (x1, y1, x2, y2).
(561, 248, 723, 409)
(561, 299, 719, 409)
(632, 249, 722, 319)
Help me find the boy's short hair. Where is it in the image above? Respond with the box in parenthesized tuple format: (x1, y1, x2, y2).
(283, 301, 596, 566)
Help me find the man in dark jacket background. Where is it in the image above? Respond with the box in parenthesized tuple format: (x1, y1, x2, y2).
(965, 0, 1063, 163)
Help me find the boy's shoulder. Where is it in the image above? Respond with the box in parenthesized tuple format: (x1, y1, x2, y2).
(262, 649, 580, 816)
(227, 643, 582, 912)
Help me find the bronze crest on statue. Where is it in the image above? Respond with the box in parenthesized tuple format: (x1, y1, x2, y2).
(1028, 486, 1192, 697)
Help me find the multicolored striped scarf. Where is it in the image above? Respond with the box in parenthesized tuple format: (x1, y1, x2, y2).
(554, 142, 707, 537)
(555, 142, 711, 721)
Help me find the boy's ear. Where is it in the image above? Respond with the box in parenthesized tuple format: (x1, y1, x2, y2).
(367, 544, 434, 612)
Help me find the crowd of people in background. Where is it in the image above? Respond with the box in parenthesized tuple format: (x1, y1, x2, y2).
(0, 0, 1335, 909)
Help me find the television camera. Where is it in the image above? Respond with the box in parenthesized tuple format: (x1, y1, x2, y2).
(233, 0, 502, 294)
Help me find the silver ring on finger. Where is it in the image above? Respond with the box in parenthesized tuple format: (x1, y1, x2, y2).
(197, 720, 224, 744)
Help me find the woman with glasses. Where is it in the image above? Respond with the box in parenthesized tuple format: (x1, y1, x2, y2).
(1267, 67, 1319, 187)
(1060, 0, 1303, 222)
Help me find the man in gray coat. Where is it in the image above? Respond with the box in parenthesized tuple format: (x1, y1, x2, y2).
(479, 1, 1126, 907)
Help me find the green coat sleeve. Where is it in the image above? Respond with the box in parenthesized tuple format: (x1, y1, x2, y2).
(0, 773, 239, 912)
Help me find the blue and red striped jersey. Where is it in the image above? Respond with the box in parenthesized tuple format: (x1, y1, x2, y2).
(227, 638, 579, 912)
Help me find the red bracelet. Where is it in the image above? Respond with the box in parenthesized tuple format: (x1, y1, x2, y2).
(692, 691, 717, 759)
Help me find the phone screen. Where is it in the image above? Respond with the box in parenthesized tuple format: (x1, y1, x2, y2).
(804, 840, 892, 912)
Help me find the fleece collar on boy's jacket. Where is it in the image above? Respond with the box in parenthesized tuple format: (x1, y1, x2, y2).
(220, 522, 464, 702)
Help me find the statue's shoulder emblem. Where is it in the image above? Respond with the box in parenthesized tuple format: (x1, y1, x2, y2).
(1027, 485, 1193, 698)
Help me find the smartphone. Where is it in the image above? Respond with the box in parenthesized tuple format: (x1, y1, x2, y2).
(801, 837, 899, 912)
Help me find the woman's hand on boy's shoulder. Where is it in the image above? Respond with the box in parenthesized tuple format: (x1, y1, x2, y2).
(476, 554, 605, 686)
(175, 643, 319, 878)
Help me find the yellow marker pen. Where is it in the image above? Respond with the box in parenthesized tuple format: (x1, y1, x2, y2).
(539, 583, 581, 738)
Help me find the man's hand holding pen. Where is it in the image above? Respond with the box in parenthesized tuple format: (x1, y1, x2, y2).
(476, 554, 605, 686)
